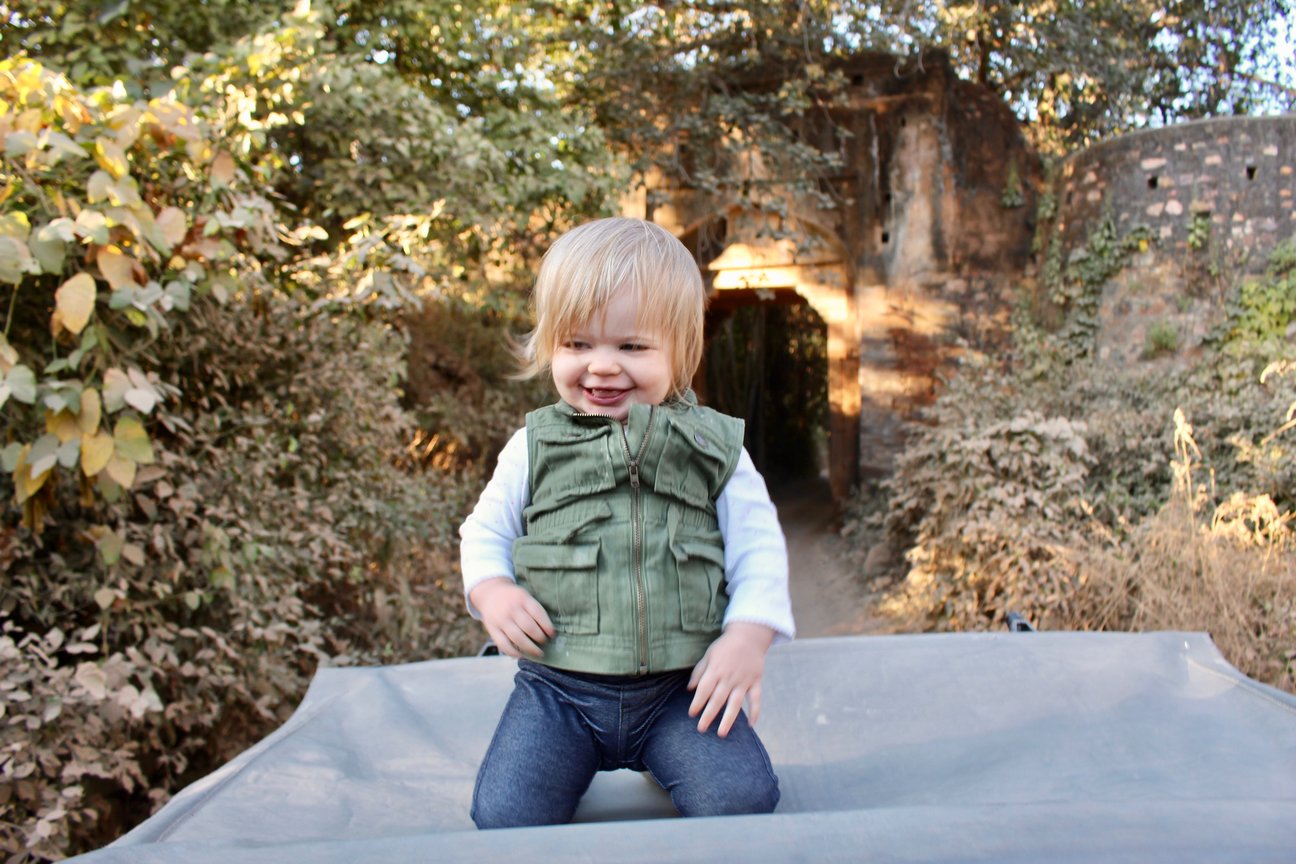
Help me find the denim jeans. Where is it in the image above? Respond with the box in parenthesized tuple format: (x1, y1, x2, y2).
(471, 660, 780, 828)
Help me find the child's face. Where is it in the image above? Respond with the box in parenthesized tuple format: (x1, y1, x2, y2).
(552, 290, 673, 420)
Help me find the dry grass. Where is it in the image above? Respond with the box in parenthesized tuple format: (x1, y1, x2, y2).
(1068, 490, 1295, 694)
(1064, 410, 1295, 694)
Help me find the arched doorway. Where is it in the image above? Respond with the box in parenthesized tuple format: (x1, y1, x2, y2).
(703, 296, 828, 484)
(678, 207, 860, 502)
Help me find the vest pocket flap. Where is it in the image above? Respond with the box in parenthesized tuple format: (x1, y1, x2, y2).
(513, 539, 600, 635)
(671, 540, 725, 567)
(513, 540, 599, 570)
(532, 423, 612, 445)
(653, 420, 726, 508)
(530, 420, 616, 500)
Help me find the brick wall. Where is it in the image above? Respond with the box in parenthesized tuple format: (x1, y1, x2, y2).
(1054, 115, 1296, 272)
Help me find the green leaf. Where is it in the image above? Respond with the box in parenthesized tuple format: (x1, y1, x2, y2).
(163, 279, 192, 311)
(56, 437, 80, 469)
(27, 433, 61, 477)
(28, 231, 67, 274)
(0, 236, 37, 283)
(4, 365, 37, 404)
(45, 131, 87, 162)
(87, 170, 114, 204)
(4, 131, 39, 157)
(209, 566, 234, 590)
(74, 210, 109, 245)
(1, 442, 23, 472)
(98, 0, 128, 24)
(109, 287, 135, 310)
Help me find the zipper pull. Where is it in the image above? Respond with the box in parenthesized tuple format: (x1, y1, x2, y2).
(628, 460, 640, 489)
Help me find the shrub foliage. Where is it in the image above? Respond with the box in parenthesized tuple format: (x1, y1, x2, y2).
(0, 49, 521, 861)
(854, 232, 1296, 694)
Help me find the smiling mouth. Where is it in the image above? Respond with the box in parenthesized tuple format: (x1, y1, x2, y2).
(584, 387, 627, 404)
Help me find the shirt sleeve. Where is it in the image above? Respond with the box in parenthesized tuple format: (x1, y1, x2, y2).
(717, 448, 796, 643)
(458, 427, 529, 619)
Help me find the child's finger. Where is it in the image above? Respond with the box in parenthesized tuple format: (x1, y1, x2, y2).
(745, 681, 762, 727)
(485, 623, 521, 658)
(514, 608, 551, 648)
(499, 618, 545, 657)
(521, 595, 556, 637)
(716, 687, 747, 738)
(686, 654, 709, 694)
(696, 683, 728, 733)
(689, 673, 720, 725)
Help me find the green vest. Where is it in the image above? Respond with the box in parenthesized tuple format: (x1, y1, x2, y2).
(513, 395, 745, 675)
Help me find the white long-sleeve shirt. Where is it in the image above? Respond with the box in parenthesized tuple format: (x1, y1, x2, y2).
(459, 427, 795, 643)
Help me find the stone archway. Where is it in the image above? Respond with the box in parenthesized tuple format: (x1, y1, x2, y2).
(678, 206, 860, 502)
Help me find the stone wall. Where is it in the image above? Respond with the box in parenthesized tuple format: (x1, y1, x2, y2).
(1048, 115, 1296, 367)
(1054, 115, 1296, 273)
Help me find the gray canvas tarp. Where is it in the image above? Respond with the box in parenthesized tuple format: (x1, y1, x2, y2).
(71, 632, 1296, 862)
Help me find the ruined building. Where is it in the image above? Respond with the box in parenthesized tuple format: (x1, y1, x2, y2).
(624, 50, 1296, 502)
(622, 51, 1040, 500)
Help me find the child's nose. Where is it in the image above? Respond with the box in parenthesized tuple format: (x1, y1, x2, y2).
(587, 348, 621, 375)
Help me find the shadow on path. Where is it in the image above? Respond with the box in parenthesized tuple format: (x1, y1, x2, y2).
(769, 475, 889, 638)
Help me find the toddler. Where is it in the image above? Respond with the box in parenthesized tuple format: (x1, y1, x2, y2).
(459, 217, 794, 828)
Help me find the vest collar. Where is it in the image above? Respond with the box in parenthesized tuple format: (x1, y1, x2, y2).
(555, 388, 699, 420)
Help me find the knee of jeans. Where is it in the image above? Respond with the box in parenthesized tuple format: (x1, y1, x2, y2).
(472, 773, 582, 829)
(471, 788, 553, 830)
(672, 770, 780, 817)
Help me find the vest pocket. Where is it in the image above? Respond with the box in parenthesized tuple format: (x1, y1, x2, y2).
(652, 419, 725, 510)
(531, 424, 616, 500)
(513, 539, 600, 634)
(671, 538, 727, 632)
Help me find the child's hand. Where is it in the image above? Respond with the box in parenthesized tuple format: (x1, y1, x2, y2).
(687, 622, 775, 738)
(469, 577, 555, 659)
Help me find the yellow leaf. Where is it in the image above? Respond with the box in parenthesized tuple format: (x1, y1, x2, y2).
(113, 415, 154, 464)
(12, 444, 51, 504)
(103, 368, 130, 412)
(104, 452, 137, 488)
(93, 137, 129, 180)
(81, 430, 114, 476)
(54, 272, 96, 335)
(78, 389, 102, 435)
(97, 246, 136, 290)
(210, 150, 235, 187)
(46, 409, 81, 444)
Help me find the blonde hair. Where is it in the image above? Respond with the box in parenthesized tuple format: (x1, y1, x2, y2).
(519, 217, 706, 397)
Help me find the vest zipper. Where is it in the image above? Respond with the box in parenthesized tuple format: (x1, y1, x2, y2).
(621, 407, 655, 674)
(573, 407, 657, 674)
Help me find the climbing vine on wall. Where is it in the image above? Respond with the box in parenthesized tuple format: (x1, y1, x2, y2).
(1032, 213, 1155, 365)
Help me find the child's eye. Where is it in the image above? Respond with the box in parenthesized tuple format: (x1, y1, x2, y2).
(621, 343, 648, 352)
(562, 339, 589, 350)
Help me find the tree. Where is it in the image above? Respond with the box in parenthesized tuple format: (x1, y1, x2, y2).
(863, 0, 1296, 151)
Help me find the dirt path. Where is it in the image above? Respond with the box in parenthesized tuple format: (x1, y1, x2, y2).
(770, 476, 888, 637)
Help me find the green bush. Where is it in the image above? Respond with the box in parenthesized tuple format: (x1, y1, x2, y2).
(0, 58, 486, 860)
(1, 295, 482, 859)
